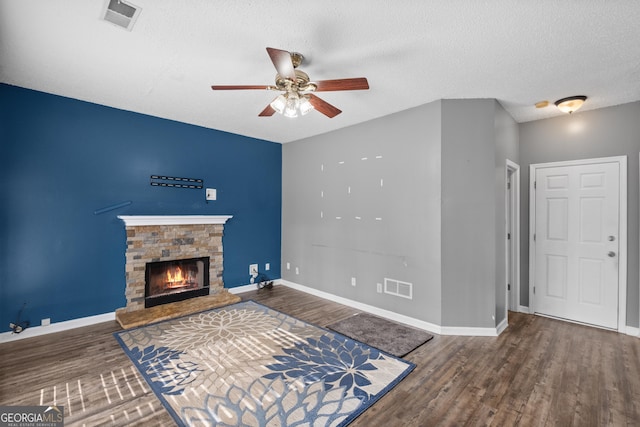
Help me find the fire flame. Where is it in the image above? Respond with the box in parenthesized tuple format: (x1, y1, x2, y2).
(166, 267, 186, 288)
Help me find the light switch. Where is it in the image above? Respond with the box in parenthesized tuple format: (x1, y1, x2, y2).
(206, 188, 217, 201)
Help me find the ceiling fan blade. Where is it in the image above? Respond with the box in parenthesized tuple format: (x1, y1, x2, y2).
(266, 47, 296, 81)
(258, 104, 276, 117)
(313, 77, 369, 92)
(211, 85, 271, 90)
(308, 94, 342, 118)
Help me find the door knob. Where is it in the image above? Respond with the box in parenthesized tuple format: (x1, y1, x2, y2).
(608, 251, 616, 257)
(608, 236, 616, 241)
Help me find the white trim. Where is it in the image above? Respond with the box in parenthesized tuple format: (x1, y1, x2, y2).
(227, 283, 264, 294)
(624, 326, 640, 338)
(518, 305, 530, 314)
(440, 326, 499, 337)
(496, 317, 509, 335)
(276, 280, 503, 336)
(529, 156, 627, 332)
(505, 159, 521, 320)
(117, 215, 232, 226)
(277, 280, 443, 335)
(0, 312, 116, 344)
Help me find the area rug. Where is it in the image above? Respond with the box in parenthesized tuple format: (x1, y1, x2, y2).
(327, 313, 434, 358)
(114, 301, 415, 426)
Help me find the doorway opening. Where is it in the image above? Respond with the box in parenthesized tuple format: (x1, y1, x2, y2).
(506, 160, 520, 318)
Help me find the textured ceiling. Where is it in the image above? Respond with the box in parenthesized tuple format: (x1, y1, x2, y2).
(1, 1, 639, 143)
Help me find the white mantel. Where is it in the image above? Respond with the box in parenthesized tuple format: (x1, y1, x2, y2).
(117, 215, 233, 226)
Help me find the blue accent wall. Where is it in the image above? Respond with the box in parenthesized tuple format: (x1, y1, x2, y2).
(0, 84, 281, 331)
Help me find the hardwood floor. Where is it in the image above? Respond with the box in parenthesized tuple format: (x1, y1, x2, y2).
(1, 285, 639, 426)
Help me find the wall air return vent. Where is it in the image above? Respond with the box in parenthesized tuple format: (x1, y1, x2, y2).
(384, 278, 413, 300)
(103, 0, 141, 31)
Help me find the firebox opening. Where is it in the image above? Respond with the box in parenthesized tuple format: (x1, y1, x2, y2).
(144, 257, 210, 308)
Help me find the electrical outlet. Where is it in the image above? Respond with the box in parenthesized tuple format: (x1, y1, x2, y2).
(295, 267, 299, 275)
(249, 264, 258, 275)
(351, 277, 356, 287)
(41, 318, 51, 326)
(206, 188, 217, 201)
(265, 263, 270, 271)
(286, 262, 290, 270)
(377, 283, 382, 293)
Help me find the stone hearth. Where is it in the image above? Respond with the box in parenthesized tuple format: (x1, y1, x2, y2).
(115, 215, 239, 327)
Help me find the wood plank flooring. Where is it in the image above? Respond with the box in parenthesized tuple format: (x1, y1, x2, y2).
(1, 285, 639, 426)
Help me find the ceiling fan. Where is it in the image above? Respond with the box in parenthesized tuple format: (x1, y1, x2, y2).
(211, 47, 369, 118)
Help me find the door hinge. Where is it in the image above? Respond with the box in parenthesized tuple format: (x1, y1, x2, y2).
(508, 284, 511, 291)
(534, 181, 537, 189)
(507, 182, 511, 189)
(533, 233, 536, 241)
(508, 233, 511, 240)
(533, 286, 536, 294)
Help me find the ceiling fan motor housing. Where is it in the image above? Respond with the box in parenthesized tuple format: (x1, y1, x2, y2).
(275, 70, 316, 92)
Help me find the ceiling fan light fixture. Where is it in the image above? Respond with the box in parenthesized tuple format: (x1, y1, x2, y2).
(554, 96, 587, 114)
(270, 92, 314, 118)
(270, 94, 287, 114)
(283, 92, 300, 118)
(299, 95, 314, 116)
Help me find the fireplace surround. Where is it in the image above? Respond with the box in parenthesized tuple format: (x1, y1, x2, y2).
(117, 215, 232, 313)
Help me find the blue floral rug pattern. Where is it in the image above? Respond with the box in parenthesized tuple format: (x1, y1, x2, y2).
(114, 301, 415, 426)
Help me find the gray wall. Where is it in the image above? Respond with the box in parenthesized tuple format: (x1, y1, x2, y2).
(440, 99, 519, 328)
(282, 101, 443, 324)
(494, 102, 520, 322)
(283, 97, 636, 329)
(519, 101, 640, 327)
(283, 98, 518, 329)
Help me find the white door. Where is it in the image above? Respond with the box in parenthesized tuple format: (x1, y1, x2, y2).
(533, 160, 621, 329)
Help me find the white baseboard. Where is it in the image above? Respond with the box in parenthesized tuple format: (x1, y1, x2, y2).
(280, 280, 505, 336)
(0, 282, 276, 343)
(278, 280, 443, 335)
(2, 279, 523, 342)
(276, 280, 501, 337)
(280, 280, 502, 336)
(496, 317, 509, 335)
(439, 326, 500, 336)
(0, 312, 116, 344)
(227, 278, 282, 295)
(227, 283, 260, 294)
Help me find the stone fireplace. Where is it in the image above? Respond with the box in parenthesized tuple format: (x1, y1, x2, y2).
(117, 215, 232, 313)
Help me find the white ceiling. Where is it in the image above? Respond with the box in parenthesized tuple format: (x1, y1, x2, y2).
(1, 1, 639, 143)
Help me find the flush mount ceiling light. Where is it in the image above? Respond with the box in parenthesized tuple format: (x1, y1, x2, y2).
(554, 96, 587, 114)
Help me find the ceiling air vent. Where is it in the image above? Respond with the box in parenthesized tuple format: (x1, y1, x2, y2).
(103, 0, 141, 31)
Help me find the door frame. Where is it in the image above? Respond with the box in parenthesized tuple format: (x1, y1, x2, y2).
(506, 160, 521, 317)
(529, 156, 627, 332)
